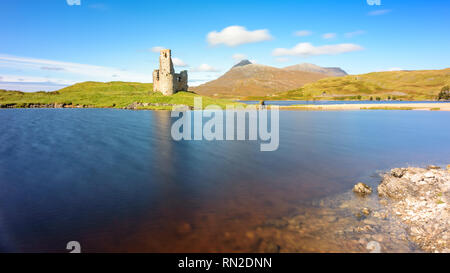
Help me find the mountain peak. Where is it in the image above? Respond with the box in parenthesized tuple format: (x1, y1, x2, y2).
(192, 62, 329, 97)
(232, 59, 252, 69)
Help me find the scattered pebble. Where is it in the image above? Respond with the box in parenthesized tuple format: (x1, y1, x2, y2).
(353, 182, 373, 196)
(361, 208, 371, 216)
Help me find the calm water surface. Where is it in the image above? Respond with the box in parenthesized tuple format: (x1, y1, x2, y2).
(0, 109, 449, 252)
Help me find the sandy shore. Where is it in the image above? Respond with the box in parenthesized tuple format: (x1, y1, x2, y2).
(279, 103, 450, 111)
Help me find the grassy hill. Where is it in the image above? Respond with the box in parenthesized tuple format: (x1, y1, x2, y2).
(243, 68, 450, 101)
(0, 81, 241, 110)
(191, 63, 328, 98)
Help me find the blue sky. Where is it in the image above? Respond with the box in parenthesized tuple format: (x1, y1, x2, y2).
(0, 0, 449, 91)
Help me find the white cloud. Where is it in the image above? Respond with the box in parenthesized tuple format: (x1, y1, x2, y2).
(345, 30, 366, 38)
(0, 74, 77, 91)
(322, 33, 337, 39)
(66, 0, 81, 6)
(151, 46, 166, 53)
(191, 64, 219, 72)
(368, 9, 392, 16)
(0, 54, 151, 83)
(41, 66, 65, 71)
(272, 42, 364, 57)
(207, 26, 273, 47)
(0, 81, 69, 92)
(294, 30, 312, 37)
(172, 57, 188, 67)
(0, 75, 75, 85)
(232, 53, 248, 62)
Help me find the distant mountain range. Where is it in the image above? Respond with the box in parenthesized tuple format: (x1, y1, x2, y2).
(283, 63, 348, 77)
(192, 60, 345, 98)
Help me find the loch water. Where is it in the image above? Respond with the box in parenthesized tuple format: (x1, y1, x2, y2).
(0, 109, 449, 252)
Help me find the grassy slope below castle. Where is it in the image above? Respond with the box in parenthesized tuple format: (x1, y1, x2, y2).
(243, 68, 450, 101)
(0, 81, 241, 110)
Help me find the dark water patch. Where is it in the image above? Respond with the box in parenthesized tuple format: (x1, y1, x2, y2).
(0, 109, 449, 252)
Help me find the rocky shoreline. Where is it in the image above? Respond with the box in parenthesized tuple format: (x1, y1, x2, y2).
(0, 102, 191, 110)
(123, 102, 192, 110)
(239, 165, 450, 253)
(3, 102, 450, 111)
(377, 166, 450, 252)
(0, 102, 93, 108)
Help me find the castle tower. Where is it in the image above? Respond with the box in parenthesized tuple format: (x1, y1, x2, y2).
(153, 49, 188, 96)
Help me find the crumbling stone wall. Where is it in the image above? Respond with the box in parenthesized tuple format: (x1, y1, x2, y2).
(173, 70, 188, 92)
(153, 49, 188, 96)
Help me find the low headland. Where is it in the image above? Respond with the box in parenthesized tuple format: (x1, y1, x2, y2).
(1, 79, 449, 111)
(0, 81, 242, 110)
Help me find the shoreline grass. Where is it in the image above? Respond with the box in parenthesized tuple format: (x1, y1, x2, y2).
(0, 81, 243, 110)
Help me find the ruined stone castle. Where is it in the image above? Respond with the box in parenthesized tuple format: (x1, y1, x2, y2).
(153, 49, 188, 96)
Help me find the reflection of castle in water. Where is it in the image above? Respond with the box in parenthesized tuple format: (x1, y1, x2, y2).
(152, 110, 173, 165)
(152, 49, 188, 96)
